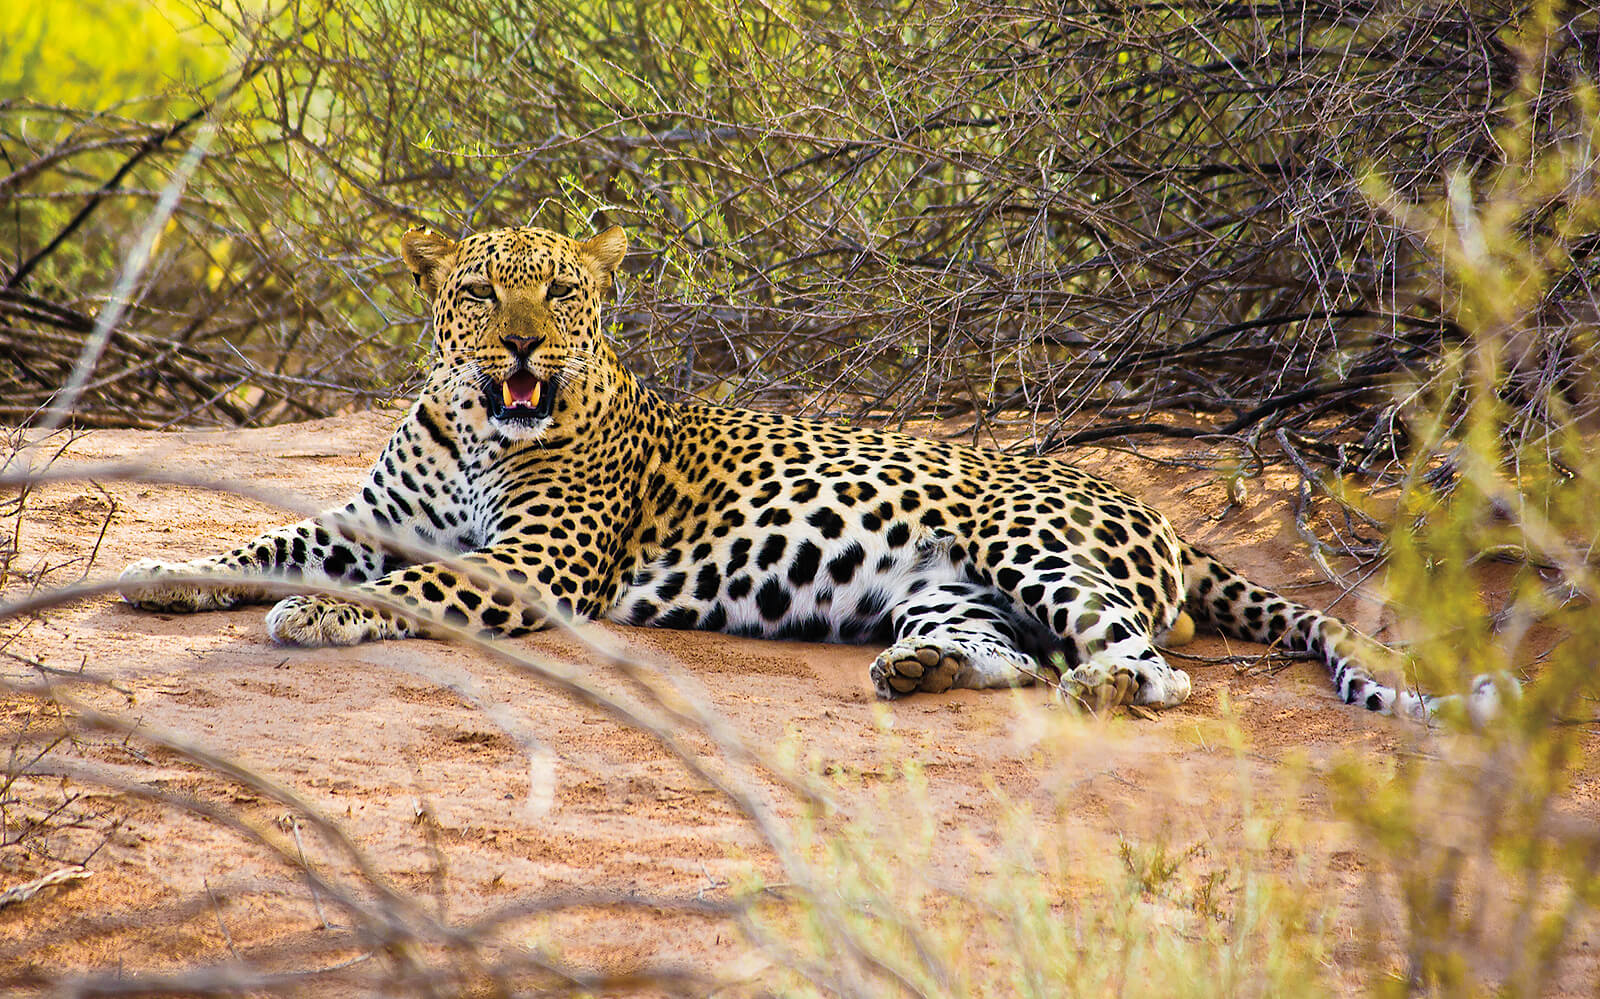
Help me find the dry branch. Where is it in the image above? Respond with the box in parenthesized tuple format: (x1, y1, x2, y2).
(0, 0, 1591, 479)
(0, 865, 92, 910)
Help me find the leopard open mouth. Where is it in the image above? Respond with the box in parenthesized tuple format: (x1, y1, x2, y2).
(486, 370, 557, 424)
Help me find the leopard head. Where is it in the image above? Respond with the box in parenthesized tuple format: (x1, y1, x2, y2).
(401, 224, 628, 442)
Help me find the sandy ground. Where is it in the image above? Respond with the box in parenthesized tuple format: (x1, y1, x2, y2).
(0, 410, 1593, 994)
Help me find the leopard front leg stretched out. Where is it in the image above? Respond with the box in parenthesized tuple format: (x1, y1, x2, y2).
(119, 434, 462, 638)
(118, 505, 404, 614)
(115, 416, 462, 616)
(262, 543, 591, 646)
(119, 501, 573, 648)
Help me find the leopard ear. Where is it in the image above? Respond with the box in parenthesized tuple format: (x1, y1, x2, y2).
(579, 226, 627, 286)
(400, 228, 459, 299)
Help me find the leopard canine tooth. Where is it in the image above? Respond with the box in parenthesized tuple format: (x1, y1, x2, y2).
(501, 382, 515, 409)
(529, 381, 541, 408)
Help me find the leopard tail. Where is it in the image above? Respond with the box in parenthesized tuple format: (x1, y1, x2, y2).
(1177, 542, 1430, 716)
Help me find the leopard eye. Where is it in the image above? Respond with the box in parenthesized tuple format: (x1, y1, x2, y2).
(461, 281, 496, 302)
(546, 280, 575, 300)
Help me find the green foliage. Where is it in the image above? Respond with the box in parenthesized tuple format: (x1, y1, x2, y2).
(0, 0, 232, 110)
(1321, 10, 1600, 992)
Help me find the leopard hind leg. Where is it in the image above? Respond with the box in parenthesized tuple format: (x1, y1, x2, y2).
(870, 581, 1065, 699)
(1004, 564, 1193, 709)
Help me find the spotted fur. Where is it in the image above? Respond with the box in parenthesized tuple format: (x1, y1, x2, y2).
(121, 224, 1500, 718)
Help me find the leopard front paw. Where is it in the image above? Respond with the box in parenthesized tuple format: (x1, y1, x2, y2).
(265, 595, 399, 647)
(870, 642, 965, 699)
(119, 559, 259, 613)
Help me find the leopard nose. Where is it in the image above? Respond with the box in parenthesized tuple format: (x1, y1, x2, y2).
(500, 334, 543, 356)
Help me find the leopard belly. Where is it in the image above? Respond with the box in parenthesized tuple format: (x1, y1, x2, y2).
(607, 527, 957, 644)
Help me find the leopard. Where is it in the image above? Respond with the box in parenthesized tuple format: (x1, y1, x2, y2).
(119, 223, 1506, 719)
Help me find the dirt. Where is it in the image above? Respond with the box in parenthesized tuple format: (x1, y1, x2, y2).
(0, 410, 1593, 994)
